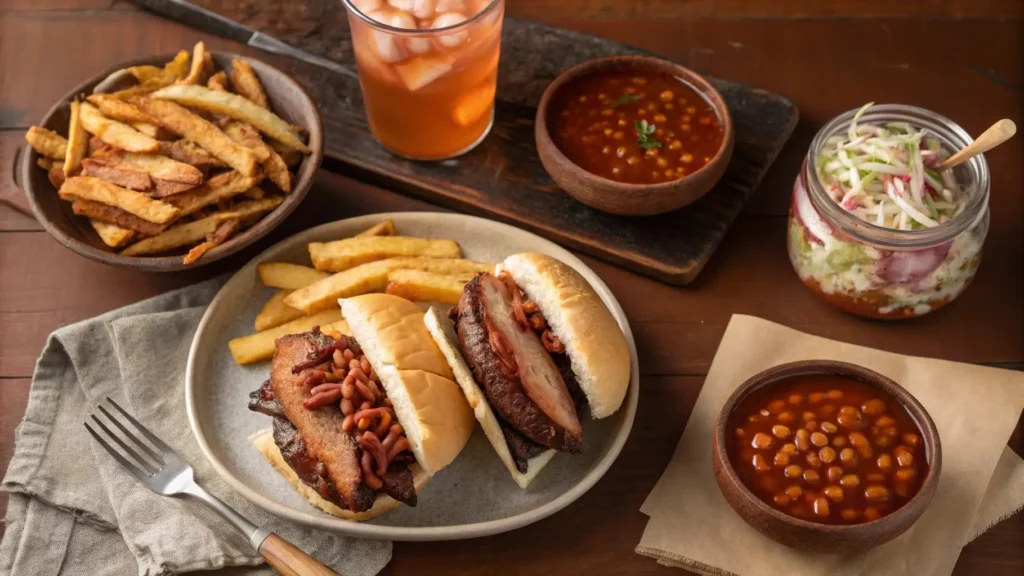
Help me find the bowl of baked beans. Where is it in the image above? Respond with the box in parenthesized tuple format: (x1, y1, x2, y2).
(535, 55, 733, 216)
(713, 360, 941, 553)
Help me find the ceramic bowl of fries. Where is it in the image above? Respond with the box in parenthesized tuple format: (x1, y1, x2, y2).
(19, 43, 323, 271)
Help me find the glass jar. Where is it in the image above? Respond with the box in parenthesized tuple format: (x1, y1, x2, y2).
(787, 104, 989, 319)
(342, 0, 504, 160)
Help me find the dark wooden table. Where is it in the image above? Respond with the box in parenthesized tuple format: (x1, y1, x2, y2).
(1, 2, 1021, 574)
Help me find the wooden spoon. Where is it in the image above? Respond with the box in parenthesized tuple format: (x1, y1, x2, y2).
(937, 119, 1016, 171)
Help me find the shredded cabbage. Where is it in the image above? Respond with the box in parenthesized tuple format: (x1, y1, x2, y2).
(816, 103, 966, 230)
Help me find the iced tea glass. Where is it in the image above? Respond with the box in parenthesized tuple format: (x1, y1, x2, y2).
(342, 0, 504, 160)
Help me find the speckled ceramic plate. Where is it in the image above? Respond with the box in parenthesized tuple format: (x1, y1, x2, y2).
(185, 213, 639, 540)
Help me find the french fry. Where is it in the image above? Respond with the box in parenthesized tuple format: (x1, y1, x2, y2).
(308, 236, 462, 272)
(37, 157, 52, 170)
(25, 126, 68, 159)
(89, 219, 135, 248)
(269, 140, 302, 167)
(152, 180, 197, 197)
(257, 262, 329, 290)
(229, 58, 269, 109)
(243, 186, 265, 200)
(48, 165, 66, 188)
(120, 214, 221, 256)
(157, 140, 226, 169)
(355, 220, 396, 238)
(79, 102, 160, 153)
(165, 170, 258, 215)
(228, 309, 342, 364)
(285, 257, 494, 313)
(59, 176, 179, 224)
(134, 97, 259, 176)
(80, 158, 153, 191)
(64, 101, 89, 177)
(254, 289, 305, 331)
(86, 94, 154, 125)
(151, 85, 309, 153)
(125, 64, 166, 84)
(217, 196, 284, 220)
(207, 71, 229, 92)
(129, 122, 162, 138)
(72, 199, 167, 236)
(163, 50, 191, 81)
(183, 218, 241, 265)
(221, 120, 293, 192)
(179, 41, 208, 85)
(90, 147, 203, 186)
(384, 269, 471, 304)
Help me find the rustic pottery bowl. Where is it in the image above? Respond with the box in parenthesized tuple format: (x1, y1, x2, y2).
(713, 360, 941, 553)
(535, 55, 734, 216)
(17, 51, 323, 272)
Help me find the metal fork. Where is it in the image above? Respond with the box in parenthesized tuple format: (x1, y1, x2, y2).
(85, 397, 336, 576)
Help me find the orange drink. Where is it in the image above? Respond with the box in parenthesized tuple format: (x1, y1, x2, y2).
(343, 0, 504, 160)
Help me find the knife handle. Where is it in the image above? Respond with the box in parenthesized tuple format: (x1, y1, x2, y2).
(259, 533, 338, 576)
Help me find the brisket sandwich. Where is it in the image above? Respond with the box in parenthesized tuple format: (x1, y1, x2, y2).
(424, 253, 629, 488)
(249, 293, 475, 520)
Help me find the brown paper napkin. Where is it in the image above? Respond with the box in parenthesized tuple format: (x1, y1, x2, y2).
(636, 315, 1024, 576)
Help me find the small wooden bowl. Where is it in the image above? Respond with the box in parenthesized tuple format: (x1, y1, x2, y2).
(713, 360, 941, 553)
(18, 51, 323, 272)
(535, 55, 734, 216)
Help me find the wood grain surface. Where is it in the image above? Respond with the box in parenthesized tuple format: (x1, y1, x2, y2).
(0, 2, 1021, 575)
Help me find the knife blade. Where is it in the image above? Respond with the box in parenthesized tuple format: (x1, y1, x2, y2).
(131, 0, 357, 79)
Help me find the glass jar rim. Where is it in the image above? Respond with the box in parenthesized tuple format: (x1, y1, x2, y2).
(805, 104, 990, 248)
(341, 0, 502, 35)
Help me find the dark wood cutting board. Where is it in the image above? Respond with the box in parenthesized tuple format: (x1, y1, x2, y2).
(132, 0, 798, 284)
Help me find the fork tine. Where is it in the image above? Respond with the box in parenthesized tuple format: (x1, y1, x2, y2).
(106, 397, 175, 455)
(85, 422, 155, 483)
(90, 414, 158, 475)
(97, 405, 165, 466)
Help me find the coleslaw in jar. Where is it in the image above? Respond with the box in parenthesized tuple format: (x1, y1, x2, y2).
(788, 104, 989, 319)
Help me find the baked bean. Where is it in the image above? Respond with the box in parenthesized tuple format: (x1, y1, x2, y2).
(734, 428, 745, 438)
(875, 435, 893, 448)
(826, 465, 843, 483)
(819, 447, 837, 464)
(802, 411, 817, 422)
(837, 406, 863, 428)
(777, 411, 795, 424)
(820, 421, 838, 434)
(752, 454, 772, 472)
(747, 414, 760, 424)
(893, 446, 914, 467)
(784, 464, 803, 479)
(795, 429, 811, 451)
(839, 474, 860, 488)
(866, 473, 886, 483)
(895, 467, 917, 482)
(813, 497, 831, 517)
(804, 420, 819, 432)
(839, 447, 858, 466)
(774, 494, 790, 506)
(894, 481, 912, 497)
(774, 451, 792, 467)
(809, 392, 825, 403)
(818, 404, 837, 417)
(877, 454, 893, 472)
(780, 442, 797, 454)
(785, 485, 803, 499)
(751, 432, 774, 449)
(771, 425, 792, 439)
(826, 389, 844, 401)
(849, 432, 873, 459)
(832, 435, 847, 447)
(788, 394, 804, 405)
(861, 398, 887, 416)
(766, 400, 786, 414)
(803, 469, 821, 484)
(865, 485, 891, 503)
(875, 416, 896, 428)
(810, 432, 829, 447)
(823, 485, 844, 502)
(804, 491, 818, 504)
(806, 451, 822, 468)
(863, 507, 881, 521)
(902, 432, 921, 447)
(881, 426, 899, 437)
(841, 508, 860, 521)
(791, 505, 808, 518)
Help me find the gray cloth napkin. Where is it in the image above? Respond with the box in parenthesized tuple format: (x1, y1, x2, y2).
(0, 278, 392, 576)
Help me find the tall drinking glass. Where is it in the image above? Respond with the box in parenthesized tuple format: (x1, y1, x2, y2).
(342, 0, 504, 160)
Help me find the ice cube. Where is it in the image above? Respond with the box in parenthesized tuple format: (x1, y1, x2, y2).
(432, 12, 468, 47)
(412, 0, 437, 19)
(366, 11, 404, 62)
(436, 0, 466, 13)
(386, 11, 418, 29)
(350, 0, 383, 14)
(394, 54, 454, 91)
(387, 0, 415, 10)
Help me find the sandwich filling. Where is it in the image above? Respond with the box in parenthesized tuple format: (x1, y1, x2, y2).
(248, 328, 417, 512)
(452, 272, 588, 472)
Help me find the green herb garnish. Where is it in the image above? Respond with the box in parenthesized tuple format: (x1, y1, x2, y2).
(635, 120, 661, 150)
(607, 93, 641, 108)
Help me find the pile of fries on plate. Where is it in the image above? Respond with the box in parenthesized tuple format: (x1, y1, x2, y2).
(24, 42, 311, 264)
(228, 219, 495, 364)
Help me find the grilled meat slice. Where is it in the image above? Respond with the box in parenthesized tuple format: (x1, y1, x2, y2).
(248, 380, 285, 417)
(380, 461, 417, 506)
(455, 275, 583, 453)
(270, 331, 375, 512)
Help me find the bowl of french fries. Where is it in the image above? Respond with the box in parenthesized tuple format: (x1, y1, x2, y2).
(19, 42, 322, 271)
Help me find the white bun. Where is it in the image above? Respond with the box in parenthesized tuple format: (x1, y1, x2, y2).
(424, 306, 556, 488)
(500, 253, 630, 419)
(253, 430, 430, 521)
(340, 293, 475, 475)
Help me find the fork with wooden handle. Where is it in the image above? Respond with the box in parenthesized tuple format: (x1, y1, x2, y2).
(85, 396, 337, 576)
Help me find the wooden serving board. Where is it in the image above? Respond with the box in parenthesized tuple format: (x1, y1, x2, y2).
(132, 0, 798, 284)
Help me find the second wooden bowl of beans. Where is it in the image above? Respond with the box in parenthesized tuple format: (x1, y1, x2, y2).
(713, 360, 941, 553)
